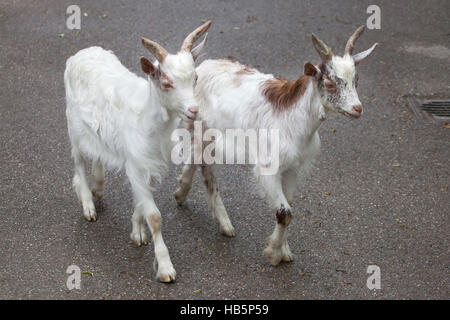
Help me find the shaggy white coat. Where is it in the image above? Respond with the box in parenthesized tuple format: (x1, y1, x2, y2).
(65, 46, 200, 282)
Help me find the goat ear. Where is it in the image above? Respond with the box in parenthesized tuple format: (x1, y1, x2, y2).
(304, 62, 320, 79)
(140, 57, 160, 80)
(353, 43, 378, 65)
(191, 33, 208, 62)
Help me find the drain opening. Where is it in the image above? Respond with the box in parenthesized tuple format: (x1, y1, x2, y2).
(420, 100, 450, 118)
(405, 95, 450, 121)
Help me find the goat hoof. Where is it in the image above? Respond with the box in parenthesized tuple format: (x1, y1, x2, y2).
(174, 189, 187, 205)
(157, 266, 176, 283)
(282, 252, 294, 262)
(281, 243, 294, 262)
(220, 225, 235, 237)
(83, 202, 97, 222)
(264, 246, 283, 266)
(84, 215, 97, 222)
(92, 190, 103, 200)
(130, 231, 148, 247)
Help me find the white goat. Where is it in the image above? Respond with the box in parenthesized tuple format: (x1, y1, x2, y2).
(174, 26, 377, 266)
(64, 21, 211, 282)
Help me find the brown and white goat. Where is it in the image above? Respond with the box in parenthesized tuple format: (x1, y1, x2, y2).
(174, 26, 377, 266)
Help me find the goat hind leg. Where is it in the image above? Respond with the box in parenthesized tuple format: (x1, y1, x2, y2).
(201, 165, 234, 237)
(72, 146, 97, 221)
(174, 163, 197, 205)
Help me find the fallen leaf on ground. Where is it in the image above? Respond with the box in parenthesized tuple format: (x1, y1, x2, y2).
(193, 289, 201, 293)
(82, 270, 94, 277)
(396, 220, 406, 228)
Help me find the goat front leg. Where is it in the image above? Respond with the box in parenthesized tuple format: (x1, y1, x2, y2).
(201, 165, 235, 237)
(174, 125, 202, 205)
(282, 168, 299, 206)
(260, 172, 294, 265)
(130, 207, 148, 246)
(127, 166, 176, 282)
(91, 160, 105, 200)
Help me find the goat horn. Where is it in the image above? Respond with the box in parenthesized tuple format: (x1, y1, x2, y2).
(141, 37, 168, 62)
(344, 25, 365, 56)
(181, 20, 212, 52)
(311, 33, 333, 62)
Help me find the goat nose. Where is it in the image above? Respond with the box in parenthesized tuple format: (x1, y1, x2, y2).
(188, 106, 198, 114)
(353, 105, 362, 113)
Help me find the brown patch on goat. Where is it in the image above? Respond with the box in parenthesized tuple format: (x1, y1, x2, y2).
(324, 77, 337, 93)
(149, 215, 161, 233)
(233, 77, 243, 87)
(161, 72, 173, 84)
(218, 59, 255, 73)
(275, 206, 292, 227)
(236, 65, 255, 75)
(201, 165, 217, 195)
(218, 58, 237, 66)
(233, 64, 254, 87)
(262, 76, 310, 111)
(160, 72, 174, 91)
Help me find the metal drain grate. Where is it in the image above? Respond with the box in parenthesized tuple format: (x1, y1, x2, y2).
(405, 95, 450, 121)
(419, 100, 450, 118)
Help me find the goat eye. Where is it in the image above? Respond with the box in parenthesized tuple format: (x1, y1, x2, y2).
(324, 81, 336, 93)
(325, 82, 335, 89)
(163, 83, 173, 89)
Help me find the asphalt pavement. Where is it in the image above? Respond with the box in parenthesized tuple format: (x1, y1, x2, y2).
(0, 0, 449, 299)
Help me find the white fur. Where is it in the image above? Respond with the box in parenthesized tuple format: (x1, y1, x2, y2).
(65, 46, 200, 282)
(175, 34, 376, 267)
(175, 59, 324, 265)
(328, 55, 362, 113)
